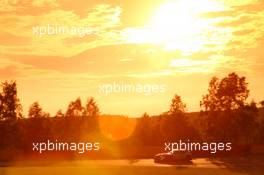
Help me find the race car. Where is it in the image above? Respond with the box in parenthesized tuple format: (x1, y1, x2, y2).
(154, 150, 192, 163)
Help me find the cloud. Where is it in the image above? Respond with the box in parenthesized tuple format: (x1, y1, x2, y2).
(0, 3, 122, 56)
(0, 57, 34, 79)
(198, 1, 264, 56)
(4, 44, 160, 75)
(0, 31, 31, 46)
(0, 0, 58, 13)
(221, 0, 258, 7)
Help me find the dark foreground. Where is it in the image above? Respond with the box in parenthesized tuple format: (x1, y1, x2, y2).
(0, 156, 263, 175)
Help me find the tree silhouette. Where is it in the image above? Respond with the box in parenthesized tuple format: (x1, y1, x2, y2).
(65, 97, 84, 117)
(0, 81, 22, 120)
(55, 109, 64, 117)
(259, 100, 264, 108)
(169, 94, 186, 114)
(132, 112, 152, 145)
(28, 102, 44, 118)
(199, 72, 257, 143)
(84, 97, 99, 117)
(200, 72, 249, 112)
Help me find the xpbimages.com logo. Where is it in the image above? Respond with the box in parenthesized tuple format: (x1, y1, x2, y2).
(98, 82, 167, 95)
(32, 24, 97, 38)
(32, 140, 100, 154)
(165, 140, 232, 154)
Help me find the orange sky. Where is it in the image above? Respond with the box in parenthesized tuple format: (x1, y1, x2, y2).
(0, 0, 264, 117)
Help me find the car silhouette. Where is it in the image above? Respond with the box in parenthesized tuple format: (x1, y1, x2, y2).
(154, 150, 192, 163)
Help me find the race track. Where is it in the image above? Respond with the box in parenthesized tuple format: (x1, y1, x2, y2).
(1, 157, 263, 175)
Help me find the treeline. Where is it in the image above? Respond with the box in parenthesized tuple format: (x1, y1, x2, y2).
(0, 82, 101, 156)
(0, 72, 264, 159)
(0, 81, 100, 120)
(129, 95, 197, 146)
(130, 73, 264, 146)
(0, 115, 100, 153)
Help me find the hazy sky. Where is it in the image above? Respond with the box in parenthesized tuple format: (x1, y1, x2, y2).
(0, 0, 263, 117)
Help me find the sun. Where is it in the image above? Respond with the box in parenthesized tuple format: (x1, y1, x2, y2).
(150, 1, 198, 39)
(124, 0, 225, 53)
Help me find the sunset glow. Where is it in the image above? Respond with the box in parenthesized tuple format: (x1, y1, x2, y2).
(0, 0, 263, 116)
(125, 0, 226, 52)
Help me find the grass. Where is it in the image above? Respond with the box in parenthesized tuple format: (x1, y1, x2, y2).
(0, 166, 249, 175)
(1, 157, 263, 175)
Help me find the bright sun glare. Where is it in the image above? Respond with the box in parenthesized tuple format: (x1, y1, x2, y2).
(125, 0, 225, 53)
